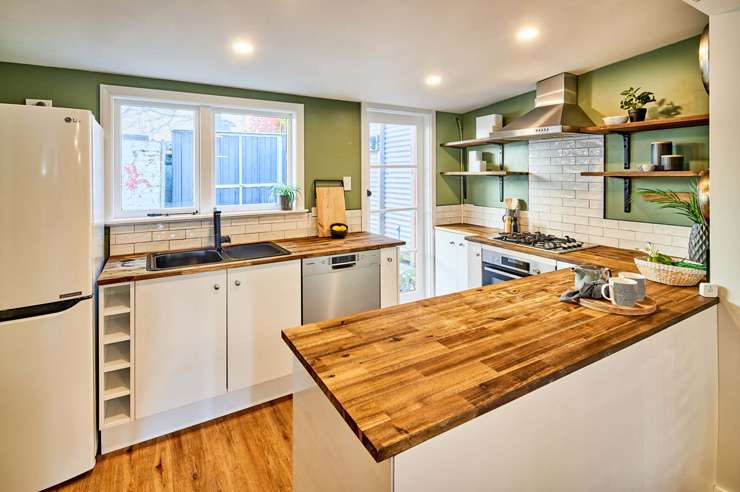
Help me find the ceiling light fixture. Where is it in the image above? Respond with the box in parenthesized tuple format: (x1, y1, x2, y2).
(425, 74, 442, 86)
(516, 27, 539, 42)
(232, 40, 255, 55)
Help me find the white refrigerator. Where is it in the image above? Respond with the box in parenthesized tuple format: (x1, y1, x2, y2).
(0, 103, 104, 491)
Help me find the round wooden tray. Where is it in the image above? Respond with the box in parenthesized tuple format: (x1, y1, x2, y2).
(579, 296, 657, 316)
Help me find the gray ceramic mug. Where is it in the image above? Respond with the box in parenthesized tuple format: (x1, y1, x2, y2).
(601, 278, 639, 307)
(618, 272, 647, 301)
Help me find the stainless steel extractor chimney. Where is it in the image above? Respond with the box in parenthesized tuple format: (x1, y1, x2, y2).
(492, 72, 595, 141)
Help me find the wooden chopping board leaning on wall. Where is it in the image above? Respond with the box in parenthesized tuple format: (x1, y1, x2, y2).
(315, 185, 347, 237)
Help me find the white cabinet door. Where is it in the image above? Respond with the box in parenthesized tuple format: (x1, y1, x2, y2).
(467, 242, 482, 288)
(135, 271, 227, 419)
(227, 261, 301, 391)
(380, 247, 400, 307)
(435, 230, 472, 295)
(435, 230, 460, 296)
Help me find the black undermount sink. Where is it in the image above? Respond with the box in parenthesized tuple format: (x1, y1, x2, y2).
(147, 248, 224, 270)
(221, 242, 291, 261)
(146, 242, 291, 271)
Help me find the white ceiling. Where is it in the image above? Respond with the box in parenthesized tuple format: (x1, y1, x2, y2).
(0, 0, 707, 113)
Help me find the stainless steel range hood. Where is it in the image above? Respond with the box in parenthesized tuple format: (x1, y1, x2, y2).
(492, 72, 595, 141)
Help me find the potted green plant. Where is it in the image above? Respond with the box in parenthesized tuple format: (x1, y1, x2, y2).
(636, 185, 708, 265)
(620, 87, 656, 122)
(271, 183, 301, 211)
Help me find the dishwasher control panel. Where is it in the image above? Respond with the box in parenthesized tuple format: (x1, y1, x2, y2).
(303, 250, 380, 274)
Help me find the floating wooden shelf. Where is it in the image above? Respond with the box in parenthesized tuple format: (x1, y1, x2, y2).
(439, 170, 529, 177)
(580, 114, 709, 135)
(580, 171, 702, 177)
(641, 192, 691, 203)
(582, 169, 705, 213)
(440, 170, 528, 203)
(440, 137, 508, 148)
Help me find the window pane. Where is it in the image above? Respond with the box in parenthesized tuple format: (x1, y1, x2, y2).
(369, 123, 415, 165)
(214, 111, 289, 207)
(119, 104, 195, 211)
(216, 188, 240, 206)
(369, 210, 417, 294)
(369, 167, 416, 210)
(369, 210, 416, 249)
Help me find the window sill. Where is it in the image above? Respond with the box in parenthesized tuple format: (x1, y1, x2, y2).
(105, 208, 310, 226)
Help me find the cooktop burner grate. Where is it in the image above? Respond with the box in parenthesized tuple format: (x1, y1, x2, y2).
(492, 232, 593, 253)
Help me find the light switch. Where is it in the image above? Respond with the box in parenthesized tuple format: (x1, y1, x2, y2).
(343, 176, 352, 191)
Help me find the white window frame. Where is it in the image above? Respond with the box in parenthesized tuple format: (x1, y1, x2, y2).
(101, 85, 304, 223)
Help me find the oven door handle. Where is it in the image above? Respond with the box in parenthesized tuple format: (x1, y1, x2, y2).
(482, 266, 524, 279)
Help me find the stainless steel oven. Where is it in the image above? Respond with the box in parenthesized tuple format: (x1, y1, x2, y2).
(482, 248, 555, 285)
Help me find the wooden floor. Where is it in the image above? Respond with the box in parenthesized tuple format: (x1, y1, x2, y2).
(50, 397, 292, 492)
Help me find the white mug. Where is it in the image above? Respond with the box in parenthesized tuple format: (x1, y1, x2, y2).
(601, 277, 639, 307)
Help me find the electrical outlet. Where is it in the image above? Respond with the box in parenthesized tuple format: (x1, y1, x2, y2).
(25, 99, 53, 107)
(343, 176, 352, 191)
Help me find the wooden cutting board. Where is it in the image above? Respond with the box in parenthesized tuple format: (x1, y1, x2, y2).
(315, 186, 347, 237)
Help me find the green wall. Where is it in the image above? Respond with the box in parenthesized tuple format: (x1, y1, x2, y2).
(436, 111, 463, 205)
(0, 62, 361, 210)
(454, 36, 709, 226)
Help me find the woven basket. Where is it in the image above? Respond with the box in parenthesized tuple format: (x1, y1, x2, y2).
(634, 257, 706, 287)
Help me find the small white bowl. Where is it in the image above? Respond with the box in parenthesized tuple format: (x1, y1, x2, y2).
(603, 115, 629, 125)
(640, 163, 656, 172)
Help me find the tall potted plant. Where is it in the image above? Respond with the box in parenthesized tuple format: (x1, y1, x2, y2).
(637, 186, 709, 265)
(620, 87, 656, 122)
(271, 184, 301, 211)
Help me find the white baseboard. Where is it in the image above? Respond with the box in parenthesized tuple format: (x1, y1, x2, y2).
(100, 375, 292, 453)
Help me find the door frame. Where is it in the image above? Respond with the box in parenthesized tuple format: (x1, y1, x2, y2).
(361, 102, 436, 301)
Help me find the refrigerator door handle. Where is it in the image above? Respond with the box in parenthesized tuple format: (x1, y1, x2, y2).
(0, 296, 91, 323)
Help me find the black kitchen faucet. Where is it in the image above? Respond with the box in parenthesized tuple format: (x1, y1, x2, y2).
(213, 209, 231, 252)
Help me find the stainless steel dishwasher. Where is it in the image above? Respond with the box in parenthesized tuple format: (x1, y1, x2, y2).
(302, 250, 381, 323)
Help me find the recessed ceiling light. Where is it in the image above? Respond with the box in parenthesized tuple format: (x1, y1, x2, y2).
(516, 27, 539, 42)
(232, 40, 255, 55)
(425, 74, 442, 86)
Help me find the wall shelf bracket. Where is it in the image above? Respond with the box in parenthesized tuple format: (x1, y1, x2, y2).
(621, 133, 631, 170)
(622, 177, 632, 213)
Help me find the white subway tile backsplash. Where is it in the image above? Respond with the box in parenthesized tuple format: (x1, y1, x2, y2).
(259, 231, 285, 241)
(114, 232, 152, 244)
(619, 221, 654, 233)
(134, 241, 170, 253)
(152, 230, 186, 241)
(109, 211, 321, 255)
(169, 238, 202, 250)
(653, 224, 691, 238)
(110, 244, 134, 256)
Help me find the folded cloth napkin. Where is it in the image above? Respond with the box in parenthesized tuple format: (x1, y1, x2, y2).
(560, 279, 608, 304)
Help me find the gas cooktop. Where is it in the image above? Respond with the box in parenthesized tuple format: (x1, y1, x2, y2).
(492, 232, 596, 254)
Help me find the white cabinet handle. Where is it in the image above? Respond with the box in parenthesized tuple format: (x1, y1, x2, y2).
(235, 280, 241, 286)
(214, 284, 221, 290)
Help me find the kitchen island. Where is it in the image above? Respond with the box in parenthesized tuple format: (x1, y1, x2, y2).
(282, 245, 719, 491)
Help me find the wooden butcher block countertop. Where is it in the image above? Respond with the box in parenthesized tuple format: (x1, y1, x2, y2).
(98, 232, 404, 285)
(282, 245, 717, 462)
